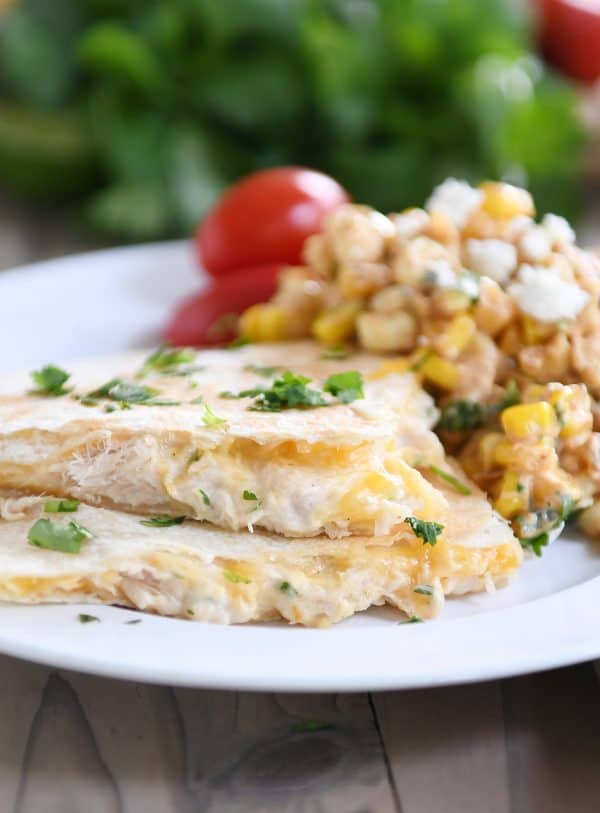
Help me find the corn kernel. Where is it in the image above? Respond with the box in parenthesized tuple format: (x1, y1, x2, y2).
(366, 357, 412, 380)
(521, 316, 555, 346)
(548, 384, 593, 440)
(501, 401, 559, 442)
(494, 470, 529, 518)
(420, 353, 458, 390)
(312, 301, 361, 345)
(239, 303, 286, 342)
(478, 432, 504, 470)
(479, 181, 535, 220)
(435, 314, 476, 360)
(492, 438, 514, 467)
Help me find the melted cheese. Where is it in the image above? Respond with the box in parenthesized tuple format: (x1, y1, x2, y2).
(0, 495, 521, 626)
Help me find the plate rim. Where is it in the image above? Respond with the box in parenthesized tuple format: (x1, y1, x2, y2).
(1, 240, 599, 691)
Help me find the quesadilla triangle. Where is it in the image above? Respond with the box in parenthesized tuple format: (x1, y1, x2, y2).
(0, 487, 521, 626)
(0, 342, 450, 539)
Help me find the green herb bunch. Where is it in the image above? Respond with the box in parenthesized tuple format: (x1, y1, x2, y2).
(0, 0, 583, 240)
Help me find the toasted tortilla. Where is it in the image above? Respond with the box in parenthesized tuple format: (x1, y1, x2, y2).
(0, 481, 521, 626)
(0, 342, 447, 539)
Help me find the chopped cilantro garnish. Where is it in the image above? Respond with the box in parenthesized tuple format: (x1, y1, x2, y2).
(323, 371, 364, 403)
(125, 619, 142, 625)
(223, 569, 251, 584)
(85, 379, 180, 407)
(28, 518, 92, 553)
(437, 400, 487, 432)
(140, 515, 186, 527)
(248, 371, 327, 411)
(78, 613, 100, 623)
(428, 465, 472, 495)
(186, 608, 195, 616)
(219, 387, 264, 399)
(201, 403, 227, 427)
(138, 344, 197, 377)
(31, 365, 71, 396)
(519, 532, 549, 557)
(243, 490, 259, 501)
(190, 396, 204, 405)
(279, 581, 299, 596)
(244, 364, 283, 378)
(404, 516, 444, 545)
(198, 489, 211, 506)
(413, 585, 434, 596)
(104, 404, 118, 413)
(320, 345, 350, 360)
(292, 720, 333, 733)
(400, 615, 423, 624)
(516, 482, 525, 493)
(44, 498, 80, 513)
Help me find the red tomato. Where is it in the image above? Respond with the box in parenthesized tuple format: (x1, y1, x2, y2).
(196, 166, 349, 275)
(535, 0, 600, 83)
(163, 263, 281, 347)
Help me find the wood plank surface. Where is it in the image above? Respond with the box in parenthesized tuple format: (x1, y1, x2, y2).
(0, 651, 599, 813)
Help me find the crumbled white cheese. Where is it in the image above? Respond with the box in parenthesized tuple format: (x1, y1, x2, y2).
(505, 215, 533, 240)
(465, 238, 517, 285)
(392, 208, 429, 240)
(542, 213, 576, 246)
(507, 264, 589, 322)
(425, 178, 484, 229)
(424, 259, 457, 288)
(519, 225, 552, 262)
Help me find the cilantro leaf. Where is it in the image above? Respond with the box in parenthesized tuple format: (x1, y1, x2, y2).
(44, 498, 80, 513)
(404, 516, 444, 545)
(78, 613, 100, 623)
(31, 365, 71, 396)
(519, 532, 549, 557)
(201, 403, 227, 427)
(138, 344, 200, 377)
(323, 371, 364, 403)
(437, 400, 487, 432)
(248, 371, 327, 411)
(28, 518, 92, 553)
(243, 490, 258, 501)
(279, 581, 299, 596)
(244, 364, 283, 378)
(140, 515, 186, 527)
(85, 378, 179, 406)
(428, 465, 472, 495)
(400, 616, 423, 624)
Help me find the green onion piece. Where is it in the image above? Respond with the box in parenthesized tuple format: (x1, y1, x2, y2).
(140, 515, 186, 527)
(428, 465, 472, 495)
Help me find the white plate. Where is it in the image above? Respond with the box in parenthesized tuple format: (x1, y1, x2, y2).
(1, 241, 600, 691)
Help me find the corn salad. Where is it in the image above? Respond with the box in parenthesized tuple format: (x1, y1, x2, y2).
(238, 179, 600, 547)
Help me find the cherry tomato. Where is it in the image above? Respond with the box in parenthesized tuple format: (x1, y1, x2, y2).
(535, 0, 600, 84)
(196, 166, 349, 276)
(163, 263, 281, 347)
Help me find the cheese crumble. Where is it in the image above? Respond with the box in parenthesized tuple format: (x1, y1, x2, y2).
(507, 264, 589, 322)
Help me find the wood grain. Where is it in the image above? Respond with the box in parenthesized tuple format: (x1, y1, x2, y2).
(373, 681, 510, 813)
(173, 689, 399, 812)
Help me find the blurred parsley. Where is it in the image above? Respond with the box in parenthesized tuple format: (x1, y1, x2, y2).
(0, 0, 584, 238)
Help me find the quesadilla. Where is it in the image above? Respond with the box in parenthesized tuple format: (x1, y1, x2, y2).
(0, 482, 521, 626)
(0, 342, 448, 539)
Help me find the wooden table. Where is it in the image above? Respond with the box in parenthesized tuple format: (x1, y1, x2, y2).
(2, 196, 600, 813)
